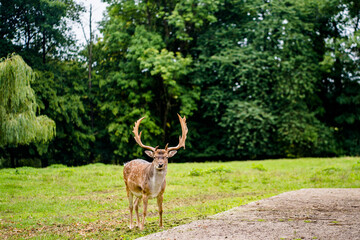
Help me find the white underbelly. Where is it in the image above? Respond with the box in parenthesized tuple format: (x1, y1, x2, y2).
(129, 184, 163, 199)
(132, 191, 142, 198)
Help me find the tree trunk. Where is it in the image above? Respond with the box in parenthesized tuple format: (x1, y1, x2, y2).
(42, 30, 46, 64)
(88, 5, 94, 163)
(10, 148, 17, 168)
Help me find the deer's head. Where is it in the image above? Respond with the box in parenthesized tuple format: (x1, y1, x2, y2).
(132, 114, 188, 171)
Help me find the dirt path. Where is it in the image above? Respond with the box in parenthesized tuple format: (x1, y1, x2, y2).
(138, 189, 360, 240)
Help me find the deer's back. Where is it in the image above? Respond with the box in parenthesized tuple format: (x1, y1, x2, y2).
(123, 159, 151, 194)
(123, 159, 150, 178)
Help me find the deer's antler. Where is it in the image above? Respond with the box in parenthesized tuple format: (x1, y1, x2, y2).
(133, 117, 156, 152)
(166, 114, 188, 151)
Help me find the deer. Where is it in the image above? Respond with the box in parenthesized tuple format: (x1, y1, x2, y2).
(123, 113, 188, 230)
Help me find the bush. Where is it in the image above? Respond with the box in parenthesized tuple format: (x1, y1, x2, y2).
(189, 166, 231, 176)
(47, 164, 67, 168)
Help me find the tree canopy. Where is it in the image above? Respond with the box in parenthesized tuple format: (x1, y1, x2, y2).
(0, 0, 359, 167)
(0, 55, 55, 167)
(0, 55, 55, 147)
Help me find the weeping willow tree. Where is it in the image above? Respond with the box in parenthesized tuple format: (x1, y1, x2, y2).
(0, 55, 55, 167)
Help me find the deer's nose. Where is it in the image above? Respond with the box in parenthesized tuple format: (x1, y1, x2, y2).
(158, 163, 164, 168)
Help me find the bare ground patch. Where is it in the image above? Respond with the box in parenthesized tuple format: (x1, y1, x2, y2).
(138, 188, 360, 240)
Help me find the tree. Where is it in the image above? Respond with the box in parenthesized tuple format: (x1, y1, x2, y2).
(96, 0, 208, 161)
(193, 0, 337, 159)
(0, 0, 83, 64)
(1, 0, 359, 166)
(0, 0, 92, 166)
(318, 0, 360, 155)
(0, 55, 55, 167)
(30, 59, 96, 166)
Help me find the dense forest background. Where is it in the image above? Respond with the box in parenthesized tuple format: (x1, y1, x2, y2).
(0, 0, 359, 168)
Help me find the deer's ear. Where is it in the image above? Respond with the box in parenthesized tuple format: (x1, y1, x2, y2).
(145, 150, 154, 158)
(168, 150, 177, 158)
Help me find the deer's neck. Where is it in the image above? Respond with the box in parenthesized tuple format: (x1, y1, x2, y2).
(148, 163, 167, 182)
(146, 163, 167, 198)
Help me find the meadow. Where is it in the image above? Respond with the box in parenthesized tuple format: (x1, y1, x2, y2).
(1, 157, 360, 239)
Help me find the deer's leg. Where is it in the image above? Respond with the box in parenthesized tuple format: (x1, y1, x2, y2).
(157, 194, 164, 228)
(127, 191, 134, 229)
(134, 197, 141, 228)
(140, 194, 149, 230)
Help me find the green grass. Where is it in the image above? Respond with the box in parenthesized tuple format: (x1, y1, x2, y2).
(1, 157, 360, 239)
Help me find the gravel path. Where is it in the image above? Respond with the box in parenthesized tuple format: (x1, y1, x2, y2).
(138, 188, 360, 240)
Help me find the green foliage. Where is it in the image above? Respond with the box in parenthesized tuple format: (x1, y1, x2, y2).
(97, 0, 201, 160)
(166, 0, 220, 41)
(0, 0, 360, 165)
(320, 26, 360, 155)
(47, 164, 67, 169)
(189, 165, 231, 176)
(192, 0, 341, 159)
(0, 0, 83, 63)
(0, 55, 55, 147)
(32, 60, 95, 166)
(251, 163, 267, 171)
(220, 101, 276, 158)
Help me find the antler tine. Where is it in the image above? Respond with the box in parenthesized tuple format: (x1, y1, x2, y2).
(167, 113, 188, 152)
(132, 117, 156, 152)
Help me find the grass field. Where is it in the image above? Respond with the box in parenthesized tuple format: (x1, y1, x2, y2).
(1, 157, 360, 239)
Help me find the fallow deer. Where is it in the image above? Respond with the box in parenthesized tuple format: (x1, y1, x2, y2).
(123, 114, 188, 230)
